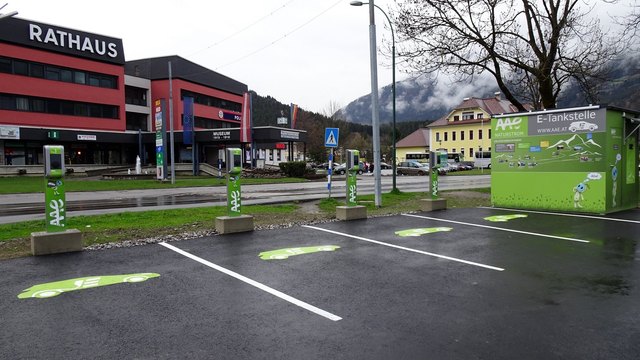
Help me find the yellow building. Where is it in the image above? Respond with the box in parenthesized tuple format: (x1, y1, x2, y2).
(428, 93, 521, 161)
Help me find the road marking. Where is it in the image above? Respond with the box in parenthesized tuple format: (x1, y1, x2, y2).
(302, 225, 504, 271)
(402, 214, 590, 243)
(159, 242, 342, 322)
(479, 206, 640, 224)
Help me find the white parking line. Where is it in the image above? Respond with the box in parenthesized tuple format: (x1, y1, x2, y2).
(403, 214, 590, 243)
(159, 242, 342, 322)
(479, 206, 640, 224)
(302, 225, 504, 272)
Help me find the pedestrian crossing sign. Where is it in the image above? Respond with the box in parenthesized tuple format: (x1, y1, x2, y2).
(325, 128, 339, 147)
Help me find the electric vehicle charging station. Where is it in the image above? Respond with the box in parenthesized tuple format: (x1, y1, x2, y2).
(43, 145, 66, 232)
(491, 105, 639, 214)
(226, 148, 243, 217)
(346, 149, 360, 207)
(336, 149, 367, 220)
(215, 148, 254, 234)
(420, 150, 448, 211)
(31, 145, 83, 255)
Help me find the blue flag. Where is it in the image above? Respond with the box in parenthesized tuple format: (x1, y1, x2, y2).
(183, 96, 194, 145)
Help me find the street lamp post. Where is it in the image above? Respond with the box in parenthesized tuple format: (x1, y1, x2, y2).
(350, 0, 382, 206)
(350, 0, 397, 192)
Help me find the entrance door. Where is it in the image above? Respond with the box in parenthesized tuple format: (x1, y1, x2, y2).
(620, 120, 639, 209)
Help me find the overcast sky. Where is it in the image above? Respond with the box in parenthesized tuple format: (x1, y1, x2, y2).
(7, 0, 636, 115)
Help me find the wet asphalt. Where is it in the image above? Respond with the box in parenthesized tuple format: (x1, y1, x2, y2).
(1, 207, 639, 359)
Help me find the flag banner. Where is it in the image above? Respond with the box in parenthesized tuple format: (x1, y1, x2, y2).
(183, 96, 194, 145)
(240, 92, 252, 143)
(290, 103, 299, 129)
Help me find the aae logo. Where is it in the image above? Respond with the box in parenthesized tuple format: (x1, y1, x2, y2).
(495, 117, 522, 131)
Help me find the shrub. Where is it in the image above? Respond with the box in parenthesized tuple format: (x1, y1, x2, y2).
(279, 161, 307, 177)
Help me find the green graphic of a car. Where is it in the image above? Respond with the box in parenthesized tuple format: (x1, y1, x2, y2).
(259, 245, 340, 260)
(484, 214, 528, 222)
(18, 273, 160, 299)
(395, 227, 453, 237)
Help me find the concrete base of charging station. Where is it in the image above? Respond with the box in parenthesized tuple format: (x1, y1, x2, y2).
(420, 198, 447, 212)
(215, 215, 254, 234)
(336, 205, 367, 221)
(31, 229, 83, 256)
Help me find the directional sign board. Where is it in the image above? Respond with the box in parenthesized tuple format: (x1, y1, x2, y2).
(325, 128, 339, 148)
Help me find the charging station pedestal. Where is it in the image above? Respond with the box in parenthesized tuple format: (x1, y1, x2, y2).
(420, 150, 447, 212)
(31, 145, 83, 255)
(336, 149, 367, 220)
(215, 148, 254, 234)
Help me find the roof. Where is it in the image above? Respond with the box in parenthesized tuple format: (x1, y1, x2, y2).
(396, 128, 430, 148)
(125, 56, 248, 96)
(428, 95, 524, 127)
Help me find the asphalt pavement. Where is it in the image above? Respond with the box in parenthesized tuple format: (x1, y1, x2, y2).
(2, 206, 639, 359)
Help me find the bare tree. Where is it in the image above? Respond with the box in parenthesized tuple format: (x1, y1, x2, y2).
(394, 0, 627, 110)
(323, 100, 345, 121)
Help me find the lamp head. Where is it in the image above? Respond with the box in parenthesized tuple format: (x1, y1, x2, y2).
(350, 1, 365, 6)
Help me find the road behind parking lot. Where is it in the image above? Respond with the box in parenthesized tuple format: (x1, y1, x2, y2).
(1, 206, 639, 359)
(0, 174, 489, 224)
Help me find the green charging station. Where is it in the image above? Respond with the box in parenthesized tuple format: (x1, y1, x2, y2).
(346, 149, 360, 207)
(31, 145, 83, 255)
(44, 145, 66, 232)
(491, 105, 639, 214)
(226, 148, 243, 217)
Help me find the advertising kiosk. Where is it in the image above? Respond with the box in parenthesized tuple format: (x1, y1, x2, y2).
(491, 105, 639, 214)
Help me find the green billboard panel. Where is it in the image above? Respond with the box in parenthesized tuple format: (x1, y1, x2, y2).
(491, 106, 638, 214)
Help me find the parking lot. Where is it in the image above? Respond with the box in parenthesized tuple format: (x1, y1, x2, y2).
(1, 207, 639, 359)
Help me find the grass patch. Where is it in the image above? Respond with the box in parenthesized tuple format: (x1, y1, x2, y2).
(0, 204, 299, 259)
(0, 187, 491, 260)
(0, 176, 308, 194)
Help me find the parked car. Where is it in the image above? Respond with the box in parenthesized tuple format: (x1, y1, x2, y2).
(378, 162, 392, 170)
(334, 162, 365, 175)
(397, 161, 430, 176)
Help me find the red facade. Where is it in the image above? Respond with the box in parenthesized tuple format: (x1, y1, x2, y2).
(0, 42, 126, 131)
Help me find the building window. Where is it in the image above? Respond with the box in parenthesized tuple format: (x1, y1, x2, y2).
(479, 129, 483, 139)
(460, 131, 465, 140)
(125, 86, 148, 106)
(0, 93, 118, 119)
(489, 129, 491, 139)
(74, 71, 86, 84)
(13, 60, 28, 75)
(0, 56, 116, 88)
(126, 112, 148, 131)
(444, 132, 448, 141)
(435, 132, 440, 141)
(181, 90, 242, 113)
(469, 148, 474, 157)
(452, 131, 456, 141)
(477, 113, 484, 119)
(453, 115, 459, 121)
(469, 130, 474, 140)
(462, 111, 474, 120)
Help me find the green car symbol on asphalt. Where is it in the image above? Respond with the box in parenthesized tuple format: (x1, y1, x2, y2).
(395, 227, 453, 237)
(18, 273, 160, 299)
(484, 214, 528, 222)
(259, 245, 340, 260)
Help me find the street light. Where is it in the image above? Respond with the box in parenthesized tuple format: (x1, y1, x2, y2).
(350, 0, 397, 192)
(350, 0, 382, 206)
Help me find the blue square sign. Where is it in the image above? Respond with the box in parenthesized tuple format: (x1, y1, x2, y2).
(325, 128, 339, 148)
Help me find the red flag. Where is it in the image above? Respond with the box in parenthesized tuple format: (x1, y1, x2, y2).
(290, 103, 299, 129)
(240, 92, 252, 143)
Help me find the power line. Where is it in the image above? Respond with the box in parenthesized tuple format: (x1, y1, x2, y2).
(215, 0, 342, 70)
(189, 0, 298, 58)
